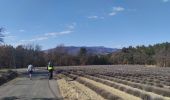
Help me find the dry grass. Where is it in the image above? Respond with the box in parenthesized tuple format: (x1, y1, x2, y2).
(79, 76, 141, 100)
(96, 74, 170, 99)
(57, 74, 105, 100)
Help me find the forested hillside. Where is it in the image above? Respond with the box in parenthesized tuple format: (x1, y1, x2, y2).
(111, 42, 170, 67)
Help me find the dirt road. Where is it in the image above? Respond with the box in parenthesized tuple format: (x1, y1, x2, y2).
(0, 69, 62, 100)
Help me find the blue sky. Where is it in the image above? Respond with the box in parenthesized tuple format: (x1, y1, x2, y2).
(0, 0, 170, 49)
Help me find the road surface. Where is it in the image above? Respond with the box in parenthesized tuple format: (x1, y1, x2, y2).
(0, 69, 62, 100)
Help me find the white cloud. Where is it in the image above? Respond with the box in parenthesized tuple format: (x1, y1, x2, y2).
(87, 6, 125, 19)
(162, 0, 169, 2)
(35, 37, 48, 41)
(109, 6, 125, 16)
(109, 12, 117, 16)
(2, 31, 17, 41)
(87, 16, 105, 20)
(88, 16, 99, 19)
(66, 22, 77, 30)
(4, 35, 17, 41)
(44, 32, 57, 36)
(113, 7, 125, 12)
(45, 30, 73, 37)
(14, 23, 75, 46)
(60, 30, 73, 34)
(18, 30, 73, 44)
(22, 37, 48, 42)
(4, 35, 16, 38)
(19, 29, 25, 32)
(3, 31, 10, 35)
(67, 25, 75, 29)
(20, 37, 48, 43)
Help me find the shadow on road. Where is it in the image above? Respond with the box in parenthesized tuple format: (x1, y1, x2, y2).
(1, 96, 18, 100)
(18, 70, 49, 78)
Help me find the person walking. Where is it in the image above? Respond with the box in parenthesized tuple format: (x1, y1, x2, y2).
(27, 64, 34, 80)
(47, 62, 54, 80)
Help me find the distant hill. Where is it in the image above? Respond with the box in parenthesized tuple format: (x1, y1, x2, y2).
(45, 46, 118, 55)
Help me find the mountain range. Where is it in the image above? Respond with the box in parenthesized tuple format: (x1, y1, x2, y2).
(45, 46, 118, 55)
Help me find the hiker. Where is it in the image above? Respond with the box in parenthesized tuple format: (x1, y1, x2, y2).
(27, 64, 34, 80)
(47, 61, 54, 80)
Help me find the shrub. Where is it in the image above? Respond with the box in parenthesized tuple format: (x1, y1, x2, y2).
(140, 94, 152, 100)
(132, 90, 141, 97)
(107, 94, 122, 100)
(155, 84, 164, 88)
(147, 82, 154, 86)
(143, 86, 153, 92)
(125, 89, 134, 95)
(153, 97, 164, 100)
(152, 87, 170, 97)
(119, 86, 126, 91)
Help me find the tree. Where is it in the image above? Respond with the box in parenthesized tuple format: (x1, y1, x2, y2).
(154, 42, 170, 67)
(0, 45, 15, 68)
(79, 47, 88, 65)
(79, 47, 87, 56)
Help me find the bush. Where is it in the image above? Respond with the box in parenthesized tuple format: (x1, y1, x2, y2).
(140, 94, 152, 100)
(153, 97, 164, 100)
(155, 84, 164, 88)
(133, 90, 141, 97)
(125, 89, 134, 95)
(152, 87, 170, 97)
(144, 86, 153, 92)
(119, 86, 126, 91)
(0, 71, 17, 86)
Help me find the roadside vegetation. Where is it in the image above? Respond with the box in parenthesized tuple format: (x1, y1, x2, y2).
(0, 70, 18, 85)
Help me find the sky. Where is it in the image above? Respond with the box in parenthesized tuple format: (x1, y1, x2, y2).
(0, 0, 170, 50)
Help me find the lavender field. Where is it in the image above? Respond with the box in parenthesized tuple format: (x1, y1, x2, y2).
(55, 65, 170, 100)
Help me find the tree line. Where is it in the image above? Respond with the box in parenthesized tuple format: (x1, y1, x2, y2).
(1, 42, 170, 68)
(110, 42, 170, 67)
(0, 44, 46, 68)
(1, 28, 170, 68)
(0, 44, 110, 68)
